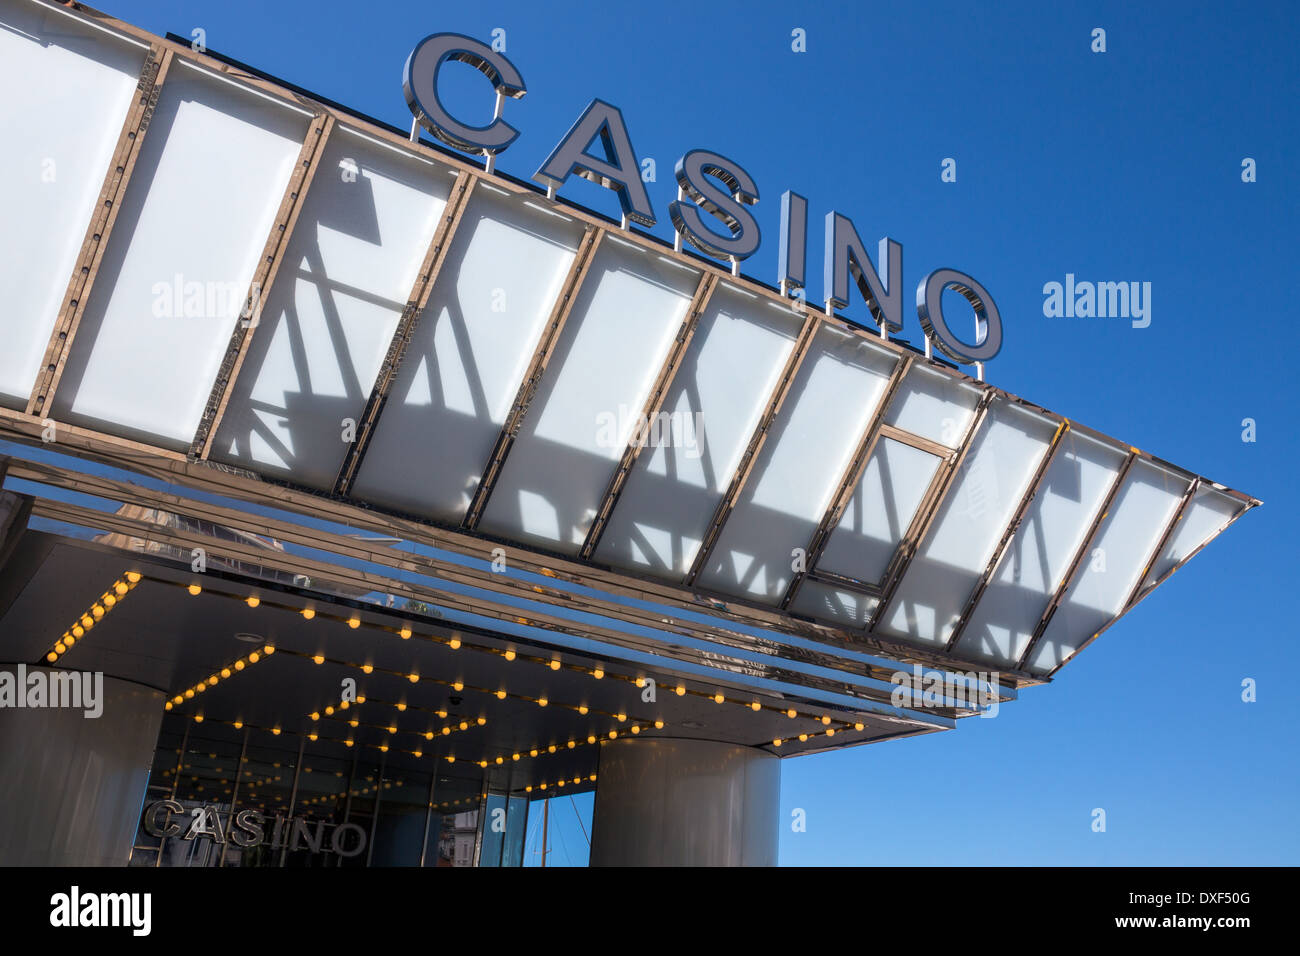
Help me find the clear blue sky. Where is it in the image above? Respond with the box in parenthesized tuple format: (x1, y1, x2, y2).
(98, 0, 1297, 865)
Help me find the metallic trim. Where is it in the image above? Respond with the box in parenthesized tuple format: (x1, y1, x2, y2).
(1015, 450, 1138, 671)
(333, 170, 478, 494)
(782, 354, 912, 609)
(190, 113, 337, 460)
(944, 419, 1069, 653)
(685, 311, 822, 586)
(580, 272, 718, 558)
(462, 227, 604, 530)
(26, 46, 174, 416)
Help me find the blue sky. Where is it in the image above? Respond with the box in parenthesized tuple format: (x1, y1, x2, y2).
(97, 0, 1298, 864)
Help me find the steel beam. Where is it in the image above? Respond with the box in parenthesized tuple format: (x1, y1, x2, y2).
(685, 312, 822, 586)
(27, 46, 174, 417)
(461, 228, 604, 530)
(944, 419, 1070, 653)
(781, 354, 912, 610)
(333, 170, 478, 495)
(189, 113, 336, 460)
(1015, 450, 1138, 671)
(580, 273, 718, 559)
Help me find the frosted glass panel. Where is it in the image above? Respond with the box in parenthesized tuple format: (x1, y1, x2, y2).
(1139, 485, 1242, 593)
(478, 237, 700, 549)
(884, 364, 982, 447)
(790, 580, 879, 628)
(818, 438, 941, 585)
(595, 286, 801, 576)
(212, 131, 453, 488)
(696, 325, 899, 603)
(51, 61, 308, 447)
(1028, 459, 1190, 673)
(0, 1, 146, 404)
(351, 186, 584, 520)
(953, 430, 1127, 666)
(879, 399, 1057, 646)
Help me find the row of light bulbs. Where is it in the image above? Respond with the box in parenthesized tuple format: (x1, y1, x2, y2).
(42, 571, 140, 663)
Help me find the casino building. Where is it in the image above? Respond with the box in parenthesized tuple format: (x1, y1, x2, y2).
(0, 0, 1258, 867)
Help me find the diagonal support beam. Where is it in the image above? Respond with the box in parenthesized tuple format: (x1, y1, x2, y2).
(189, 112, 336, 460)
(462, 227, 604, 530)
(868, 388, 996, 632)
(334, 170, 478, 495)
(27, 46, 174, 417)
(781, 354, 913, 610)
(1015, 449, 1138, 671)
(580, 272, 718, 559)
(944, 418, 1070, 653)
(685, 311, 822, 586)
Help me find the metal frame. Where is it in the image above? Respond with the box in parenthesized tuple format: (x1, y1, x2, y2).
(334, 170, 478, 495)
(868, 388, 996, 631)
(781, 354, 912, 610)
(943, 419, 1069, 653)
(580, 273, 718, 558)
(685, 311, 822, 586)
(190, 113, 336, 460)
(1015, 450, 1138, 672)
(4, 0, 1261, 692)
(26, 45, 174, 417)
(461, 227, 604, 530)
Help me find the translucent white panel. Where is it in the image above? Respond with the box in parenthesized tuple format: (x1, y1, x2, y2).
(51, 61, 308, 447)
(879, 399, 1058, 646)
(1140, 485, 1242, 591)
(0, 1, 146, 405)
(594, 286, 801, 576)
(1028, 459, 1190, 674)
(212, 130, 454, 488)
(818, 438, 941, 584)
(696, 325, 900, 603)
(789, 580, 879, 628)
(953, 430, 1127, 666)
(478, 238, 700, 549)
(884, 364, 982, 447)
(351, 188, 585, 520)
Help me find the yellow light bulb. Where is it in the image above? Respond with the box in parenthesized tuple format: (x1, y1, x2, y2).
(512, 753, 520, 761)
(593, 667, 604, 679)
(750, 701, 761, 711)
(409, 674, 420, 683)
(313, 655, 324, 665)
(425, 731, 434, 740)
(821, 715, 831, 725)
(272, 727, 281, 736)
(345, 739, 353, 748)
(399, 626, 412, 639)
(530, 749, 538, 757)
(324, 706, 334, 715)
(246, 596, 260, 608)
(72, 625, 84, 638)
(310, 712, 320, 721)
(221, 668, 231, 679)
(193, 714, 204, 723)
(234, 660, 245, 670)
(631, 725, 640, 735)
(675, 685, 686, 696)
(578, 705, 588, 715)
(713, 693, 724, 704)
(248, 652, 260, 663)
(449, 637, 461, 650)
(459, 721, 468, 731)
(504, 649, 515, 661)
(826, 728, 835, 737)
(91, 605, 104, 619)
(799, 733, 808, 742)
(496, 689, 507, 699)
(616, 712, 626, 722)
(396, 702, 406, 712)
(787, 708, 797, 718)
(854, 722, 865, 731)
(608, 730, 617, 739)
(184, 689, 194, 699)
(441, 727, 450, 736)
(773, 739, 782, 747)
(452, 681, 463, 691)
(207, 676, 218, 687)
(361, 664, 373, 674)
(537, 697, 547, 707)
(387, 726, 396, 734)
(347, 617, 360, 629)
(476, 716, 486, 726)
(54, 642, 66, 654)
(103, 594, 116, 607)
(547, 744, 557, 753)
(233, 721, 243, 730)
(654, 720, 664, 729)
(586, 734, 596, 744)
(81, 616, 94, 629)
(126, 572, 142, 583)
(301, 608, 315, 620)
(114, 582, 128, 596)
(187, 584, 201, 596)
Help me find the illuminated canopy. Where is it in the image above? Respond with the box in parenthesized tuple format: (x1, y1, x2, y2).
(0, 0, 1257, 776)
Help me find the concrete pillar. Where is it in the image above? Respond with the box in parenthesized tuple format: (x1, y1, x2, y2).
(0, 666, 164, 866)
(589, 737, 779, 866)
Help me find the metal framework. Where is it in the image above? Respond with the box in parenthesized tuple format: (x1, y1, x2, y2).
(0, 0, 1261, 694)
(461, 227, 603, 531)
(1015, 450, 1138, 671)
(190, 112, 336, 460)
(580, 273, 718, 559)
(780, 354, 912, 609)
(685, 311, 822, 586)
(943, 419, 1069, 653)
(868, 389, 996, 631)
(27, 45, 174, 417)
(334, 170, 478, 495)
